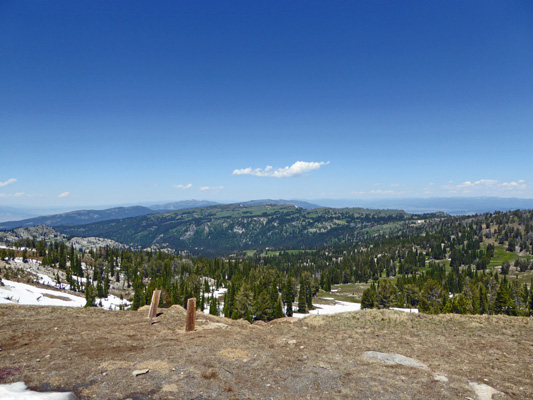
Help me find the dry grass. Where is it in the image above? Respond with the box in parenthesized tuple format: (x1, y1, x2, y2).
(201, 368, 218, 380)
(0, 305, 532, 399)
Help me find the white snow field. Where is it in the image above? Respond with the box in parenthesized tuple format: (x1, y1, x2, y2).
(0, 382, 76, 400)
(292, 299, 362, 318)
(0, 279, 130, 310)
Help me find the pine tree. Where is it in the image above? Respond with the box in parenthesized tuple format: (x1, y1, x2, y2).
(84, 281, 96, 308)
(268, 282, 280, 320)
(234, 282, 254, 322)
(479, 284, 488, 315)
(297, 279, 307, 313)
(273, 295, 284, 319)
(209, 295, 219, 316)
(305, 280, 313, 310)
(253, 291, 271, 321)
(494, 282, 517, 316)
(324, 274, 331, 292)
(282, 277, 294, 316)
(361, 286, 377, 309)
(223, 283, 236, 318)
(131, 275, 145, 311)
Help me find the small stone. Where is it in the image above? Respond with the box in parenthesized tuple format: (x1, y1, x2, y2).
(132, 369, 149, 377)
(469, 382, 502, 400)
(54, 327, 58, 330)
(300, 346, 304, 349)
(102, 372, 107, 376)
(36, 359, 40, 363)
(363, 351, 427, 369)
(434, 375, 448, 383)
(288, 340, 297, 345)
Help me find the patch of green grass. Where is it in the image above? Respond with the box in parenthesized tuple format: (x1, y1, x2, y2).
(318, 282, 370, 302)
(488, 245, 518, 268)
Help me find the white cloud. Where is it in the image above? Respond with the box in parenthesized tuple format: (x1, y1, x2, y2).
(501, 181, 527, 190)
(0, 178, 16, 187)
(457, 179, 498, 189)
(200, 186, 224, 192)
(58, 192, 70, 198)
(232, 161, 329, 178)
(173, 183, 192, 189)
(446, 179, 527, 193)
(370, 189, 395, 195)
(0, 192, 25, 198)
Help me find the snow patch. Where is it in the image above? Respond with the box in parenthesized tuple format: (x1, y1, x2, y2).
(0, 382, 76, 400)
(0, 279, 130, 310)
(0, 279, 86, 307)
(292, 300, 361, 318)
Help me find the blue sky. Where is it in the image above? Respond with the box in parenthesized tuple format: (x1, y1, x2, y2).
(1, 1, 532, 207)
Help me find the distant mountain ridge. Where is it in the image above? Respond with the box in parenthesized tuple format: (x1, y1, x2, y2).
(149, 200, 220, 211)
(0, 199, 321, 230)
(237, 199, 321, 209)
(0, 206, 154, 230)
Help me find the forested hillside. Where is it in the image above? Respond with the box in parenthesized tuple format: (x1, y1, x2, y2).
(55, 204, 433, 255)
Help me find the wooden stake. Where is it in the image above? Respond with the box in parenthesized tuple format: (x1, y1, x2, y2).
(148, 289, 161, 325)
(185, 298, 196, 332)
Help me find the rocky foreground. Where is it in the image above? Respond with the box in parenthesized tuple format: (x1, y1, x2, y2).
(0, 305, 532, 399)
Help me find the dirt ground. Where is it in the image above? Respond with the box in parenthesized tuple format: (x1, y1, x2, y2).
(1, 305, 532, 400)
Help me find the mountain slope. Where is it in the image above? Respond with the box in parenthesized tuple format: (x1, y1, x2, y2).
(0, 206, 154, 230)
(55, 204, 435, 255)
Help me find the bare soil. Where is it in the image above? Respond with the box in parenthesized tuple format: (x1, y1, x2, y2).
(1, 305, 532, 400)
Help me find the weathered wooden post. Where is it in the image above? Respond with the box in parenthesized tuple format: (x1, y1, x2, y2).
(148, 289, 161, 325)
(185, 298, 196, 332)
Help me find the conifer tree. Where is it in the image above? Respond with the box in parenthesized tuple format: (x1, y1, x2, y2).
(233, 282, 254, 322)
(494, 282, 517, 316)
(282, 277, 294, 316)
(273, 295, 284, 319)
(479, 284, 488, 315)
(209, 295, 219, 316)
(297, 279, 307, 313)
(361, 285, 377, 309)
(131, 275, 145, 310)
(253, 291, 271, 321)
(84, 280, 96, 307)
